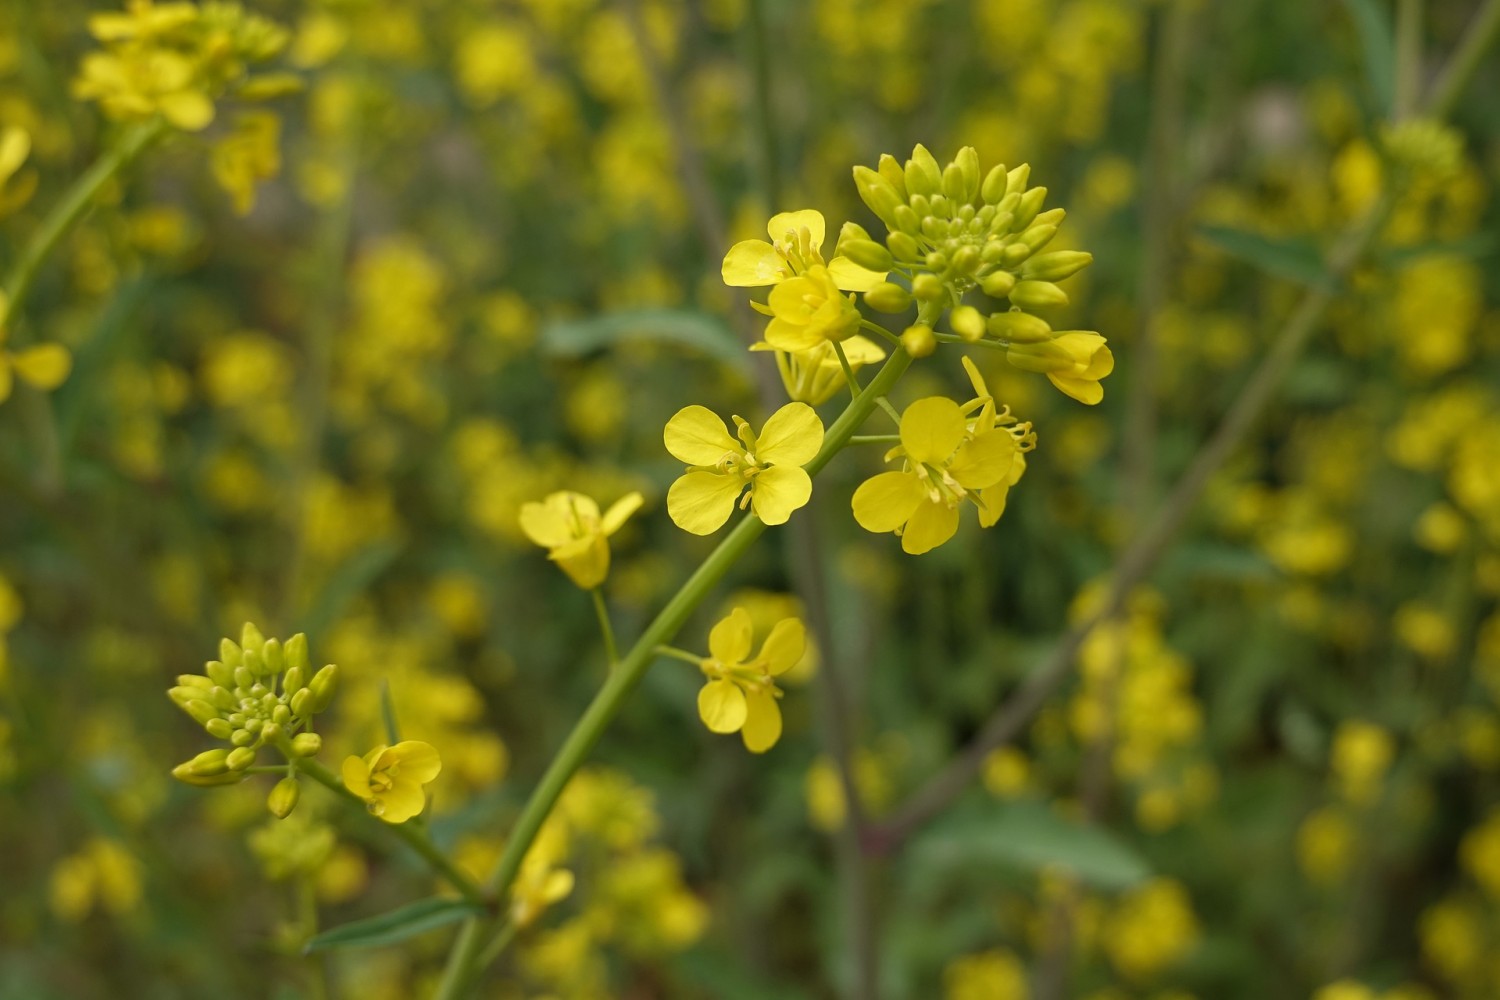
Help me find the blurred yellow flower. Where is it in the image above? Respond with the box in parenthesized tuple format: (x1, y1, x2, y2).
(1045, 331, 1115, 405)
(519, 490, 644, 590)
(664, 403, 823, 534)
(696, 608, 805, 752)
(342, 740, 442, 823)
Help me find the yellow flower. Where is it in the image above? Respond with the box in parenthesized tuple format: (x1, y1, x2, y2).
(696, 608, 805, 752)
(519, 490, 644, 589)
(664, 402, 823, 534)
(721, 208, 883, 292)
(754, 334, 886, 405)
(0, 292, 72, 405)
(341, 741, 442, 823)
(960, 356, 1033, 526)
(762, 265, 863, 352)
(851, 395, 1019, 554)
(1047, 332, 1115, 405)
(211, 111, 282, 215)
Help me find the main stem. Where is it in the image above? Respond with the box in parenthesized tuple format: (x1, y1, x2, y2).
(431, 346, 915, 999)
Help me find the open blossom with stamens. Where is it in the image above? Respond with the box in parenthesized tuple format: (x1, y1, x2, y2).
(664, 402, 824, 535)
(696, 608, 806, 753)
(721, 209, 885, 292)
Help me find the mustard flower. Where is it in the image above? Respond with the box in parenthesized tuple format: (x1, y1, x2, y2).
(519, 490, 644, 589)
(341, 741, 442, 823)
(721, 209, 884, 292)
(761, 265, 863, 353)
(851, 395, 1019, 554)
(1008, 331, 1114, 405)
(753, 335, 886, 405)
(959, 356, 1033, 525)
(696, 608, 806, 753)
(664, 402, 823, 534)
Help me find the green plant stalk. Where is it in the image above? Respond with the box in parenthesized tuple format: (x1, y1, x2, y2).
(591, 589, 619, 665)
(2, 119, 165, 321)
(293, 756, 485, 905)
(432, 344, 915, 999)
(1425, 0, 1500, 118)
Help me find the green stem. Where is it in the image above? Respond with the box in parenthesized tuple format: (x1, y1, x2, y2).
(850, 435, 901, 445)
(1424, 0, 1500, 118)
(432, 346, 914, 999)
(592, 589, 619, 665)
(832, 340, 861, 399)
(1394, 0, 1424, 120)
(2, 119, 165, 323)
(294, 756, 484, 905)
(858, 319, 903, 347)
(654, 645, 702, 665)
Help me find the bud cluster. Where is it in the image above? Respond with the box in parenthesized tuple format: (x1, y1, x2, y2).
(844, 145, 1110, 401)
(169, 622, 338, 818)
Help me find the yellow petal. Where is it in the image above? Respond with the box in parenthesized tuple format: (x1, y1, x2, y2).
(378, 781, 427, 823)
(721, 239, 787, 287)
(542, 869, 575, 904)
(976, 481, 1012, 528)
(667, 471, 742, 535)
(838, 335, 887, 366)
(158, 89, 215, 131)
(755, 402, 824, 467)
(698, 678, 748, 733)
(749, 464, 812, 525)
(827, 256, 886, 292)
(552, 535, 608, 589)
(949, 430, 1016, 490)
(741, 686, 783, 752)
(519, 499, 574, 548)
(388, 741, 442, 783)
(363, 745, 390, 771)
(901, 500, 960, 555)
(767, 209, 825, 249)
(9, 344, 70, 391)
(0, 126, 30, 186)
(709, 607, 754, 664)
(758, 618, 806, 677)
(1047, 372, 1104, 405)
(899, 397, 966, 466)
(664, 405, 737, 465)
(763, 316, 825, 353)
(600, 491, 644, 535)
(341, 755, 373, 799)
(851, 471, 925, 533)
(960, 354, 990, 400)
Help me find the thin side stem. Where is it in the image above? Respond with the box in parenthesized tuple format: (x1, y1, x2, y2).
(832, 340, 861, 399)
(1395, 0, 1424, 120)
(1424, 0, 1500, 118)
(592, 589, 620, 666)
(295, 756, 485, 904)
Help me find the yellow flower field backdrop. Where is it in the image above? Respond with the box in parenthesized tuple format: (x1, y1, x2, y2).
(2, 1, 1499, 998)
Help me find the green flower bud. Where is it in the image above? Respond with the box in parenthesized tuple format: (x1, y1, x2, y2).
(886, 231, 921, 261)
(876, 153, 906, 199)
(205, 718, 234, 740)
(177, 674, 213, 690)
(244, 717, 264, 733)
(1013, 187, 1048, 230)
(242, 648, 265, 677)
(205, 660, 233, 687)
(951, 245, 981, 275)
(904, 143, 942, 196)
(241, 622, 266, 656)
(231, 727, 256, 747)
(925, 251, 948, 272)
(954, 146, 981, 203)
(262, 638, 283, 674)
(167, 685, 200, 708)
(981, 163, 1009, 204)
(841, 239, 893, 273)
(911, 273, 944, 302)
(220, 638, 243, 668)
(226, 712, 247, 727)
(950, 305, 986, 342)
(226, 746, 257, 771)
(284, 633, 309, 673)
(1005, 340, 1074, 373)
(892, 205, 921, 236)
(307, 664, 339, 714)
(186, 699, 221, 726)
(853, 165, 903, 222)
(1001, 243, 1035, 267)
(901, 324, 936, 358)
(839, 220, 873, 245)
(1020, 251, 1093, 282)
(940, 162, 966, 202)
(929, 194, 950, 217)
(260, 721, 282, 744)
(908, 194, 931, 218)
(920, 216, 946, 241)
(282, 666, 305, 696)
(988, 211, 1016, 238)
(267, 776, 300, 819)
(1009, 280, 1069, 310)
(864, 281, 913, 313)
(210, 686, 238, 711)
(1018, 223, 1060, 252)
(172, 764, 246, 787)
(271, 704, 291, 726)
(1005, 163, 1031, 198)
(988, 311, 1053, 344)
(183, 747, 231, 776)
(290, 732, 322, 757)
(981, 270, 1018, 298)
(290, 688, 311, 719)
(233, 665, 255, 690)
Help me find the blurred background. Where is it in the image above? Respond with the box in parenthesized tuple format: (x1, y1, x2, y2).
(2, 0, 1499, 998)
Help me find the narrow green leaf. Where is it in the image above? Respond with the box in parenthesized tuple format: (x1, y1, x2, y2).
(1195, 225, 1330, 288)
(540, 308, 749, 369)
(304, 896, 482, 953)
(1341, 0, 1397, 116)
(909, 801, 1151, 891)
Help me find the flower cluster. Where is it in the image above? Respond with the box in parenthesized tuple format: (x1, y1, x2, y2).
(520, 489, 644, 589)
(168, 622, 337, 817)
(72, 0, 294, 131)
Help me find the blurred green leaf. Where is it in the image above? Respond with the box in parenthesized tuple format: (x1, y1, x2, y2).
(909, 801, 1151, 891)
(1378, 232, 1499, 264)
(540, 308, 749, 369)
(1341, 0, 1396, 115)
(304, 896, 482, 952)
(1196, 226, 1330, 288)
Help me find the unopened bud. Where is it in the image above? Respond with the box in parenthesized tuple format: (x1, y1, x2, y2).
(290, 732, 323, 757)
(1006, 340, 1075, 373)
(840, 239, 893, 273)
(911, 273, 944, 302)
(184, 748, 231, 776)
(892, 205, 921, 236)
(886, 231, 921, 261)
(172, 764, 247, 786)
(290, 688, 311, 719)
(853, 166, 903, 222)
(950, 305, 986, 342)
(864, 282, 913, 313)
(876, 153, 906, 198)
(1012, 187, 1048, 230)
(954, 146, 981, 203)
(205, 659, 233, 688)
(233, 665, 255, 690)
(904, 144, 942, 197)
(1005, 163, 1031, 198)
(284, 633, 309, 673)
(988, 311, 1053, 344)
(1020, 251, 1093, 282)
(220, 638, 243, 668)
(1009, 280, 1069, 310)
(901, 324, 937, 358)
(307, 664, 339, 714)
(205, 718, 234, 740)
(225, 746, 257, 771)
(1018, 224, 1060, 253)
(267, 776, 300, 818)
(981, 163, 1009, 204)
(262, 638, 283, 673)
(981, 270, 1017, 298)
(185, 699, 221, 726)
(241, 622, 265, 656)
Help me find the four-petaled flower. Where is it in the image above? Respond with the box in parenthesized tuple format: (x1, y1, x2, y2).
(665, 402, 824, 535)
(1046, 332, 1114, 405)
(519, 490, 644, 590)
(696, 608, 806, 753)
(342, 741, 442, 824)
(721, 209, 884, 292)
(762, 265, 863, 353)
(851, 393, 1020, 554)
(959, 356, 1034, 526)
